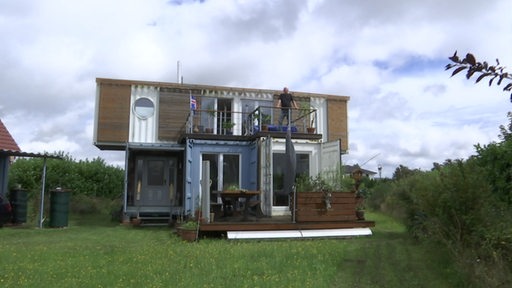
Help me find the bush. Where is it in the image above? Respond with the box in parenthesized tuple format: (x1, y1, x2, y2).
(296, 168, 354, 192)
(372, 159, 512, 286)
(365, 179, 393, 211)
(8, 152, 124, 199)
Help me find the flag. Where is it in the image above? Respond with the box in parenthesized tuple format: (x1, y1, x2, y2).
(190, 94, 197, 111)
(190, 95, 197, 110)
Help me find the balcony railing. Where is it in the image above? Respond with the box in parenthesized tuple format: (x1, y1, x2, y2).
(186, 106, 317, 136)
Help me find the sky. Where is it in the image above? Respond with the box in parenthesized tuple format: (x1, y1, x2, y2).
(1, 0, 512, 178)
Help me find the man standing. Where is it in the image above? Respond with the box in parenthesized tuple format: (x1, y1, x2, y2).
(277, 87, 298, 126)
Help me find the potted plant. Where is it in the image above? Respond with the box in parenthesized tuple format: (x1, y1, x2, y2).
(224, 183, 240, 191)
(356, 204, 365, 220)
(222, 121, 236, 135)
(261, 113, 271, 131)
(297, 102, 316, 133)
(176, 219, 199, 242)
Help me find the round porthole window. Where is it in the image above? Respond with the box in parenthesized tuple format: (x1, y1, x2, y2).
(133, 97, 154, 119)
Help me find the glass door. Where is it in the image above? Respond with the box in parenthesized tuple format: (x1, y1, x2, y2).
(272, 153, 310, 206)
(135, 156, 176, 207)
(202, 154, 240, 191)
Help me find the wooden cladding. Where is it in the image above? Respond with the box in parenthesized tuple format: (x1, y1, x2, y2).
(158, 89, 190, 141)
(94, 78, 351, 149)
(327, 99, 348, 152)
(295, 192, 357, 222)
(96, 83, 131, 143)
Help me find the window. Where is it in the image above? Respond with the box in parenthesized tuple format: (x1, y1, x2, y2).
(222, 154, 240, 189)
(202, 153, 240, 191)
(133, 97, 155, 119)
(241, 99, 273, 134)
(147, 159, 165, 186)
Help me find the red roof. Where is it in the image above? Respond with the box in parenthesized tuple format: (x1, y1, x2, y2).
(0, 119, 21, 152)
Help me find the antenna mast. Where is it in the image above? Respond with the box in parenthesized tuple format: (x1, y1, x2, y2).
(361, 153, 380, 167)
(177, 61, 182, 83)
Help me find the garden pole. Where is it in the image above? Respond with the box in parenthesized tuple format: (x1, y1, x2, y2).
(38, 157, 47, 229)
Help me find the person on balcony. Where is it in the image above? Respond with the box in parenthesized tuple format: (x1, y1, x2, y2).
(277, 87, 298, 127)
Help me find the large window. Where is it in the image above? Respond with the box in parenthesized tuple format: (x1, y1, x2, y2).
(272, 153, 310, 206)
(202, 153, 240, 191)
(241, 99, 273, 134)
(222, 154, 240, 189)
(201, 97, 216, 133)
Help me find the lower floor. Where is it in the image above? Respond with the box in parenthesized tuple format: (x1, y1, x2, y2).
(123, 136, 343, 223)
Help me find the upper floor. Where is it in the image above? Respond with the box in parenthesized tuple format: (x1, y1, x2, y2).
(93, 78, 350, 152)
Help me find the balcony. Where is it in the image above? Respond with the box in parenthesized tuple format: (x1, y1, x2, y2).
(185, 106, 319, 139)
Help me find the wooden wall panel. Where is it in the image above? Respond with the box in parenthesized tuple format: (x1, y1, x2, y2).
(159, 89, 190, 141)
(327, 99, 348, 152)
(96, 83, 131, 143)
(295, 192, 357, 222)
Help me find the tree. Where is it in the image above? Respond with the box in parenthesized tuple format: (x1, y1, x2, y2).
(391, 164, 420, 180)
(499, 111, 512, 142)
(445, 51, 512, 101)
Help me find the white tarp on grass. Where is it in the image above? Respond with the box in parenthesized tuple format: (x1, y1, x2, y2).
(227, 228, 372, 240)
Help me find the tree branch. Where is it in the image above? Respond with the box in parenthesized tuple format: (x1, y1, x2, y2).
(446, 51, 512, 102)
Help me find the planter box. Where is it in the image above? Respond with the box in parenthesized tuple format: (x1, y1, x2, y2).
(295, 192, 357, 222)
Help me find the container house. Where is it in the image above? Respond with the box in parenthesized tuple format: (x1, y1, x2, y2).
(94, 78, 372, 235)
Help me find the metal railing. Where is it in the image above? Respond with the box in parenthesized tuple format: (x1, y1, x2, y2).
(186, 106, 317, 136)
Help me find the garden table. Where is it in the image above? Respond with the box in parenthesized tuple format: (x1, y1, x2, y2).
(220, 190, 260, 220)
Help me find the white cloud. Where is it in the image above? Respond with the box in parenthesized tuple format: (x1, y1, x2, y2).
(1, 0, 511, 178)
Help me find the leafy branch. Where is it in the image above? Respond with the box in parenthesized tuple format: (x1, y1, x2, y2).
(445, 51, 512, 101)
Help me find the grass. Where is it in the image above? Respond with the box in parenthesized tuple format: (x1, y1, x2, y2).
(0, 212, 465, 288)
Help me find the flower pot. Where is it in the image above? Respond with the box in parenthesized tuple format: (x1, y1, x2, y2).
(307, 127, 316, 134)
(177, 227, 198, 242)
(356, 210, 365, 220)
(205, 128, 214, 134)
(131, 218, 142, 226)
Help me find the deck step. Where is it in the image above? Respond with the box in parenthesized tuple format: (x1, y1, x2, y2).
(139, 222, 170, 227)
(132, 216, 171, 227)
(227, 227, 372, 240)
(138, 217, 170, 220)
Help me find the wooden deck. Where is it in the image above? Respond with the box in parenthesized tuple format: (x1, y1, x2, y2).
(198, 215, 375, 232)
(198, 192, 375, 235)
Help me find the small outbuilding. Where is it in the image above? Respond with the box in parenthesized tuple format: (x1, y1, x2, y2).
(0, 119, 61, 227)
(0, 119, 21, 198)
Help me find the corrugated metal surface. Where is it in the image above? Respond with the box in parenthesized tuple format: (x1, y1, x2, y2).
(129, 85, 159, 143)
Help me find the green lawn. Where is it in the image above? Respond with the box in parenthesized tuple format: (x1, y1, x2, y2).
(0, 212, 464, 287)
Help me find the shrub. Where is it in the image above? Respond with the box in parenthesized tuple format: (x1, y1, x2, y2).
(296, 168, 353, 192)
(376, 159, 512, 286)
(8, 152, 124, 199)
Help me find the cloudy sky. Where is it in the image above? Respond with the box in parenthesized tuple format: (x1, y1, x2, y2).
(1, 0, 511, 178)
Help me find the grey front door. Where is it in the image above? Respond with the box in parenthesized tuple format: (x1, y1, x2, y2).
(136, 156, 175, 206)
